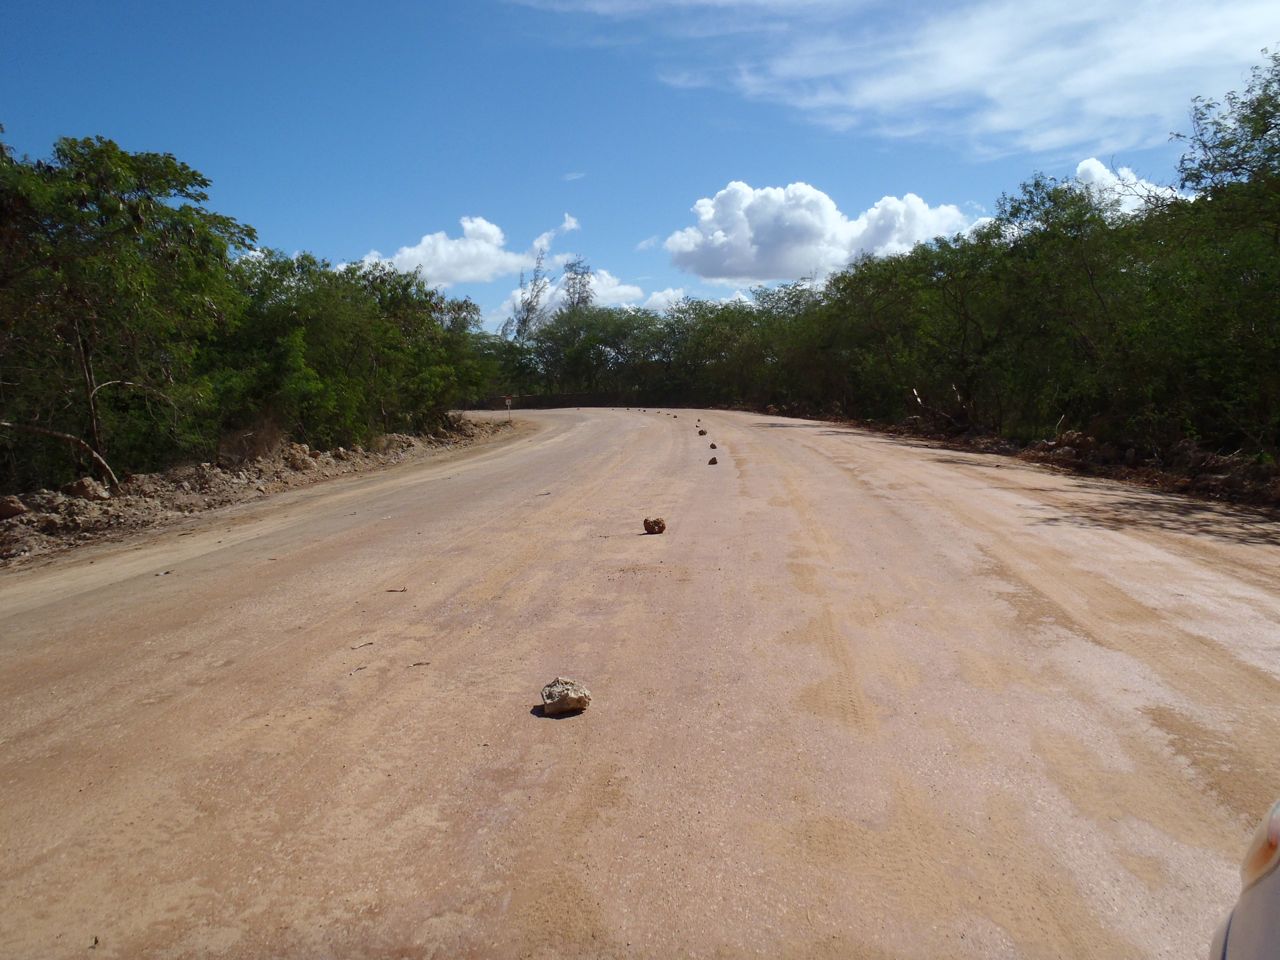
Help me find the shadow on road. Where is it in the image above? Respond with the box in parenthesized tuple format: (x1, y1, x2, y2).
(748, 417, 1280, 547)
(1032, 492, 1280, 547)
(529, 705, 586, 720)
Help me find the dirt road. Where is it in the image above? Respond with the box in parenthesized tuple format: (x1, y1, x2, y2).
(2, 408, 1277, 959)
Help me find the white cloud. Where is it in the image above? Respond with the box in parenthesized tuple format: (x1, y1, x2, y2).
(585, 269, 645, 307)
(635, 235, 660, 251)
(496, 266, 663, 319)
(643, 287, 686, 311)
(363, 217, 528, 285)
(665, 180, 974, 283)
(516, 0, 1280, 157)
(363, 213, 579, 287)
(515, 0, 847, 13)
(534, 212, 581, 252)
(562, 171, 586, 181)
(1073, 157, 1184, 212)
(751, 3, 1280, 154)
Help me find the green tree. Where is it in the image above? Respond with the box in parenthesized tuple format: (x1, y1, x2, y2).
(0, 134, 254, 488)
(1177, 48, 1280, 199)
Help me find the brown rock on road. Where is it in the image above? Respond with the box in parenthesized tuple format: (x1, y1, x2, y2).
(2, 408, 1278, 959)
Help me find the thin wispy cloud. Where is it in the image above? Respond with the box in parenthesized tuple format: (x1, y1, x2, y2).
(562, 171, 587, 181)
(735, 0, 1280, 155)
(511, 0, 1280, 156)
(534, 212, 580, 252)
(513, 0, 849, 15)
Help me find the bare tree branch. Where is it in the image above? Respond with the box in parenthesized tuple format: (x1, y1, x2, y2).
(0, 420, 119, 488)
(89, 379, 180, 418)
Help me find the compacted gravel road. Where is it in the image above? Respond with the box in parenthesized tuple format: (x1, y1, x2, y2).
(2, 408, 1277, 959)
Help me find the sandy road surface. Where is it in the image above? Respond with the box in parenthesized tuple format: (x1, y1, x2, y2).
(2, 408, 1278, 959)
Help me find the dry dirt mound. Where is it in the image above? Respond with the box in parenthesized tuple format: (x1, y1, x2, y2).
(0, 416, 509, 566)
(840, 416, 1280, 508)
(1020, 431, 1280, 504)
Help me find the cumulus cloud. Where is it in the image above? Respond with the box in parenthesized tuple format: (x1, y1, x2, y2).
(583, 269, 645, 307)
(643, 287, 686, 311)
(363, 213, 578, 286)
(665, 180, 973, 283)
(364, 217, 526, 285)
(1074, 158, 1183, 212)
(496, 266, 667, 320)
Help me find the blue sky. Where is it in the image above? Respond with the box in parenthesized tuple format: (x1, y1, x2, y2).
(4, 0, 1277, 325)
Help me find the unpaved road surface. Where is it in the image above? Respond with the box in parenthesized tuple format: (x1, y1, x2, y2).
(3, 408, 1277, 959)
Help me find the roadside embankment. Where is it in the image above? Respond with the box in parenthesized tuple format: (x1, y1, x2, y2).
(0, 415, 512, 565)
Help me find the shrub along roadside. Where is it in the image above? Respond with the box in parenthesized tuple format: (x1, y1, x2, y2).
(0, 135, 493, 492)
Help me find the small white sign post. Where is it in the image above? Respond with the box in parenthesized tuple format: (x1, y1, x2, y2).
(504, 395, 513, 423)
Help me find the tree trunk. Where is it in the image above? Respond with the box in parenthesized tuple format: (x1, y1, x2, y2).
(73, 314, 104, 458)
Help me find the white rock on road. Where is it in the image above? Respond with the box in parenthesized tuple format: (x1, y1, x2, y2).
(540, 677, 591, 715)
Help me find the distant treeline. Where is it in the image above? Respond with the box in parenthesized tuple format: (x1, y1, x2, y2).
(492, 52, 1279, 464)
(2, 52, 1277, 491)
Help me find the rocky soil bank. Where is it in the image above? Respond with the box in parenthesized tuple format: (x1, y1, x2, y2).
(0, 416, 510, 566)
(857, 418, 1280, 508)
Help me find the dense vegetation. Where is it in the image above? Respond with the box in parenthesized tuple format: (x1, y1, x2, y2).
(494, 52, 1279, 465)
(2, 53, 1277, 492)
(0, 139, 493, 490)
